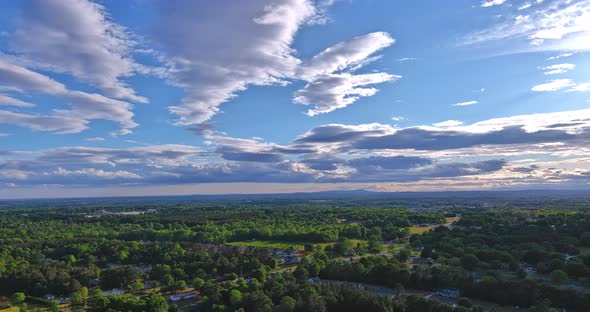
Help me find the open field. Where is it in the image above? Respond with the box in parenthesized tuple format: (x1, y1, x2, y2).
(408, 225, 435, 235)
(445, 216, 461, 224)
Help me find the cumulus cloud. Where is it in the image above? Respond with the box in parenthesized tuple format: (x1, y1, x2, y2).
(155, 1, 397, 124)
(294, 72, 399, 116)
(296, 108, 590, 153)
(158, 0, 316, 125)
(3, 107, 590, 188)
(11, 0, 147, 103)
(294, 32, 398, 115)
(0, 142, 509, 186)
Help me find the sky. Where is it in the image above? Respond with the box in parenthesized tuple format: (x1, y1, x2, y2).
(0, 0, 589, 199)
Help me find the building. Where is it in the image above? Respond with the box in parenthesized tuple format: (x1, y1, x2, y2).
(103, 288, 125, 296)
(434, 288, 460, 298)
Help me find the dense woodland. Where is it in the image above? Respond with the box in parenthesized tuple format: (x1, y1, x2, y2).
(0, 196, 589, 311)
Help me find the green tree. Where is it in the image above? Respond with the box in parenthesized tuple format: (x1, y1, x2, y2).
(48, 300, 60, 312)
(144, 293, 168, 312)
(276, 296, 296, 312)
(229, 289, 243, 306)
(12, 292, 26, 304)
(550, 269, 568, 284)
(192, 277, 205, 290)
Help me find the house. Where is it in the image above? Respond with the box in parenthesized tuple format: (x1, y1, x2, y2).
(169, 295, 183, 302)
(103, 288, 125, 296)
(181, 293, 198, 300)
(307, 277, 321, 284)
(170, 291, 200, 302)
(0, 301, 10, 310)
(434, 288, 460, 298)
(279, 256, 300, 267)
(411, 257, 434, 265)
(44, 294, 56, 301)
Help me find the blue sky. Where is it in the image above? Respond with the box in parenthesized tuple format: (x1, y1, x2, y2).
(0, 0, 589, 198)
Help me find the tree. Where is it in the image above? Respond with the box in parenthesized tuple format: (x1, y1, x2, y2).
(229, 289, 243, 306)
(192, 277, 205, 290)
(457, 297, 473, 308)
(294, 265, 309, 281)
(564, 261, 588, 278)
(144, 293, 168, 312)
(461, 254, 480, 270)
(12, 292, 26, 304)
(396, 249, 410, 262)
(368, 238, 383, 253)
(48, 300, 60, 312)
(277, 296, 296, 312)
(550, 270, 568, 284)
(130, 280, 145, 292)
(334, 237, 353, 255)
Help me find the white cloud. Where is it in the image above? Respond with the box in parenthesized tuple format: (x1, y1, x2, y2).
(547, 53, 574, 60)
(466, 0, 590, 51)
(391, 116, 406, 121)
(294, 32, 398, 115)
(159, 0, 317, 125)
(294, 72, 399, 116)
(452, 100, 478, 106)
(481, 0, 507, 8)
(568, 82, 590, 92)
(0, 58, 136, 134)
(157, 2, 395, 124)
(542, 63, 575, 75)
(433, 120, 464, 127)
(518, 2, 532, 10)
(0, 109, 89, 133)
(297, 32, 394, 80)
(85, 137, 105, 142)
(11, 0, 147, 103)
(396, 57, 417, 62)
(52, 167, 142, 179)
(0, 94, 34, 107)
(531, 78, 575, 91)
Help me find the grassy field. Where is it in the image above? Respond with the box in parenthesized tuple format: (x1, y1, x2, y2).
(445, 216, 461, 224)
(408, 225, 435, 235)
